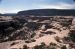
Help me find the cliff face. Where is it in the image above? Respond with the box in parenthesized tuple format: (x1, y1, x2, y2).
(0, 16, 27, 42)
(17, 9, 75, 16)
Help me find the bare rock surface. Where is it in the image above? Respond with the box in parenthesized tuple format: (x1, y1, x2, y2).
(0, 16, 75, 49)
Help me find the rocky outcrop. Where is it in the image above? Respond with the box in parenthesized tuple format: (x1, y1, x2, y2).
(0, 16, 75, 49)
(0, 16, 27, 42)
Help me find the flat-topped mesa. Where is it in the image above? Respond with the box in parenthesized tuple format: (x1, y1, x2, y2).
(17, 9, 75, 16)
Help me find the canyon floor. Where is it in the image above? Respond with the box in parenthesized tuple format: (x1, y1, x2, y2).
(0, 16, 75, 49)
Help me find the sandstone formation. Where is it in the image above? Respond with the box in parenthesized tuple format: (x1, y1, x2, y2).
(0, 16, 75, 49)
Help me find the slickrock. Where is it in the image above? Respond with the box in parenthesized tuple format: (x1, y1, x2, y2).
(0, 16, 75, 49)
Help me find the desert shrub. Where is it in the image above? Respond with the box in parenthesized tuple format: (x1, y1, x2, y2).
(34, 42, 47, 49)
(47, 46, 55, 49)
(34, 45, 39, 49)
(19, 48, 22, 49)
(10, 21, 22, 29)
(31, 32, 36, 38)
(69, 43, 74, 48)
(25, 40, 31, 43)
(31, 39, 36, 42)
(47, 42, 56, 49)
(26, 22, 40, 31)
(69, 31, 75, 42)
(45, 31, 56, 35)
(10, 42, 16, 46)
(13, 17, 28, 24)
(55, 36, 61, 43)
(39, 34, 44, 37)
(41, 42, 46, 47)
(48, 47, 55, 49)
(23, 45, 28, 49)
(10, 42, 19, 46)
(39, 42, 46, 49)
(61, 45, 67, 49)
(50, 42, 57, 46)
(11, 48, 17, 49)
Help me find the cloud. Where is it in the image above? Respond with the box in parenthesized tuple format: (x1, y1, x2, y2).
(0, 9, 22, 14)
(38, 2, 75, 9)
(0, 2, 75, 13)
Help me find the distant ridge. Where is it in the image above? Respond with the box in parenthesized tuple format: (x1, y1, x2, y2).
(17, 9, 75, 16)
(0, 13, 17, 16)
(0, 13, 2, 16)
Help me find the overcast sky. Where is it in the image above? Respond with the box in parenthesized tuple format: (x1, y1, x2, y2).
(0, 0, 75, 13)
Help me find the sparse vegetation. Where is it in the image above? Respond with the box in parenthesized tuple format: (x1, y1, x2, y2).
(0, 16, 75, 49)
(23, 45, 28, 49)
(61, 45, 67, 49)
(69, 30, 75, 42)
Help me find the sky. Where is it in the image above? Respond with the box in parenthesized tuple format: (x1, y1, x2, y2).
(0, 0, 75, 13)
